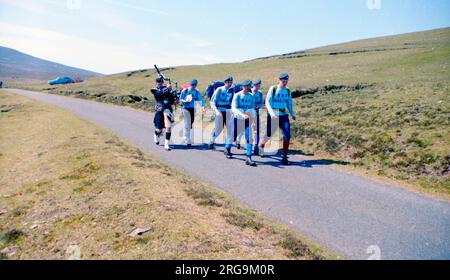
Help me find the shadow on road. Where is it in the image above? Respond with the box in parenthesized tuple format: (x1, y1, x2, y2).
(290, 149, 315, 157)
(171, 144, 350, 169)
(294, 159, 350, 168)
(172, 144, 209, 151)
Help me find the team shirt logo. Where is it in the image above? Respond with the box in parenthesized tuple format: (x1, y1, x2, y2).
(216, 87, 234, 106)
(271, 88, 290, 109)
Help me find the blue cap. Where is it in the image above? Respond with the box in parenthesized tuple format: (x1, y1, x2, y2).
(224, 76, 233, 82)
(241, 80, 252, 87)
(254, 79, 262, 85)
(156, 77, 164, 83)
(190, 79, 198, 86)
(279, 73, 289, 80)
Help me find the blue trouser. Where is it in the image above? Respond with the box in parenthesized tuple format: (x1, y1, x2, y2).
(266, 113, 291, 141)
(227, 118, 252, 157)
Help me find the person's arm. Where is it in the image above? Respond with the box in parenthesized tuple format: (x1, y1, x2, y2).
(265, 86, 277, 118)
(287, 89, 296, 119)
(257, 92, 265, 109)
(249, 95, 255, 112)
(249, 95, 256, 119)
(231, 94, 245, 118)
(180, 89, 187, 104)
(210, 88, 220, 112)
(151, 88, 163, 98)
(196, 90, 206, 109)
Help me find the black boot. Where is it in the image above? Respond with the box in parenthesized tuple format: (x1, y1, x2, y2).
(237, 143, 241, 150)
(224, 148, 232, 159)
(282, 155, 290, 166)
(208, 143, 215, 150)
(246, 157, 257, 167)
(253, 146, 259, 156)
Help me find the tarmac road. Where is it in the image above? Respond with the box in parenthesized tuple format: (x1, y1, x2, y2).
(6, 89, 450, 260)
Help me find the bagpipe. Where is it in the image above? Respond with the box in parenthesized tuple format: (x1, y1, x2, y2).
(152, 64, 181, 107)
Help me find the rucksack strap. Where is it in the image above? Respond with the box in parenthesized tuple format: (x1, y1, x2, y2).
(272, 86, 291, 96)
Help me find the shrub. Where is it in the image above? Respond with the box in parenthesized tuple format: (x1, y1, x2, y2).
(324, 137, 341, 154)
(370, 134, 395, 156)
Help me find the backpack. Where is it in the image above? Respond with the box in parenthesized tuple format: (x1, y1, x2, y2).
(271, 86, 291, 96)
(205, 81, 225, 99)
(180, 84, 190, 92)
(232, 83, 244, 94)
(180, 86, 202, 106)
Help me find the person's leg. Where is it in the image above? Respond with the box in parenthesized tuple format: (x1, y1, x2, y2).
(245, 118, 256, 166)
(210, 111, 224, 146)
(222, 110, 229, 145)
(280, 115, 291, 164)
(153, 112, 164, 145)
(224, 111, 233, 158)
(253, 111, 260, 154)
(187, 108, 195, 145)
(259, 112, 273, 156)
(235, 118, 244, 149)
(163, 110, 174, 150)
(245, 119, 252, 156)
(233, 117, 245, 148)
(182, 108, 191, 144)
(189, 108, 195, 128)
(233, 117, 238, 143)
(227, 118, 236, 150)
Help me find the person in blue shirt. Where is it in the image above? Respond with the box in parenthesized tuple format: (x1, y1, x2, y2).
(227, 80, 257, 167)
(259, 73, 297, 165)
(209, 76, 235, 149)
(251, 79, 265, 156)
(236, 79, 265, 155)
(180, 79, 206, 146)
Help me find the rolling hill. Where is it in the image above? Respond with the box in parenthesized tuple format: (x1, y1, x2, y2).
(20, 28, 447, 96)
(0, 46, 102, 81)
(9, 27, 450, 197)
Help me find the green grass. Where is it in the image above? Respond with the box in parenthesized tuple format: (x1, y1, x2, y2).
(6, 27, 450, 198)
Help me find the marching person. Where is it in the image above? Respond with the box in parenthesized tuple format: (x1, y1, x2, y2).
(236, 79, 264, 155)
(209, 75, 235, 149)
(180, 79, 206, 146)
(227, 80, 257, 167)
(151, 77, 177, 151)
(259, 73, 297, 165)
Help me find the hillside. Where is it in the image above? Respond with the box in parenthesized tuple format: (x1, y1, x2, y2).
(24, 28, 448, 95)
(11, 27, 450, 197)
(0, 46, 102, 81)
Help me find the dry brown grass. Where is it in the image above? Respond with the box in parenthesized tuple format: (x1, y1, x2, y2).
(0, 92, 335, 260)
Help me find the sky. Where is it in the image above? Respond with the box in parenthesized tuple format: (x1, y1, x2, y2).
(0, 0, 449, 74)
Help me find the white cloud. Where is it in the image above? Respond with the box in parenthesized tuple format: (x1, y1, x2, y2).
(99, 0, 174, 17)
(0, 0, 64, 18)
(169, 32, 215, 48)
(0, 21, 224, 74)
(94, 12, 142, 33)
